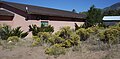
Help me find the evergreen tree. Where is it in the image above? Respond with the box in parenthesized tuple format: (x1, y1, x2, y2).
(79, 11, 88, 15)
(86, 5, 103, 27)
(72, 9, 76, 13)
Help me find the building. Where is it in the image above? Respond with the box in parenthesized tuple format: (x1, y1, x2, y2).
(103, 16, 120, 26)
(0, 1, 86, 37)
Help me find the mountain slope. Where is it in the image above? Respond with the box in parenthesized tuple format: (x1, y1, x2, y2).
(104, 2, 120, 10)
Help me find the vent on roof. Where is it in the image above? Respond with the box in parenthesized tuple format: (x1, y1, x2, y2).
(25, 6, 28, 13)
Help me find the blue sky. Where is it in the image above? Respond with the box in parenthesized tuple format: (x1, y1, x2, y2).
(4, 0, 120, 13)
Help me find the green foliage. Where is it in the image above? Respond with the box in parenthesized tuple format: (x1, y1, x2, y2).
(11, 27, 28, 38)
(86, 28, 94, 33)
(0, 25, 28, 40)
(32, 32, 52, 46)
(79, 11, 88, 15)
(86, 5, 103, 27)
(75, 23, 88, 30)
(29, 25, 54, 36)
(29, 25, 39, 36)
(31, 24, 120, 57)
(45, 44, 66, 58)
(57, 26, 72, 39)
(74, 23, 85, 30)
(98, 28, 119, 44)
(72, 9, 77, 13)
(37, 32, 51, 44)
(104, 29, 119, 44)
(7, 36, 19, 42)
(0, 25, 12, 40)
(70, 33, 80, 46)
(112, 22, 120, 28)
(42, 25, 54, 32)
(98, 31, 105, 41)
(20, 32, 28, 38)
(76, 28, 90, 41)
(54, 26, 80, 48)
(75, 23, 80, 30)
(11, 27, 22, 37)
(86, 26, 105, 38)
(116, 22, 120, 27)
(48, 35, 64, 45)
(62, 40, 72, 48)
(32, 36, 41, 46)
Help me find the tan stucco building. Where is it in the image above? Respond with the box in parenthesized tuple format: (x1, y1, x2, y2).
(0, 1, 86, 37)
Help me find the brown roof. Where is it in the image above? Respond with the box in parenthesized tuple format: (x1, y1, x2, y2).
(0, 9, 14, 16)
(0, 1, 86, 19)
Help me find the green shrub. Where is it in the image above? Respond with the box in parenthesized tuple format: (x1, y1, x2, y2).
(0, 25, 28, 40)
(48, 33, 80, 48)
(33, 36, 41, 42)
(62, 40, 72, 48)
(57, 26, 73, 39)
(32, 36, 41, 46)
(75, 26, 105, 41)
(11, 27, 28, 38)
(0, 25, 12, 40)
(110, 25, 120, 40)
(75, 23, 81, 30)
(29, 25, 39, 36)
(48, 35, 64, 45)
(41, 25, 54, 32)
(109, 25, 120, 31)
(45, 44, 66, 58)
(76, 28, 90, 41)
(0, 40, 2, 45)
(98, 31, 105, 41)
(37, 32, 50, 42)
(70, 33, 80, 46)
(86, 28, 94, 34)
(7, 36, 19, 42)
(74, 23, 88, 30)
(20, 32, 28, 38)
(88, 26, 104, 34)
(36, 32, 52, 46)
(104, 29, 119, 44)
(32, 32, 65, 47)
(29, 25, 54, 36)
(54, 26, 81, 48)
(98, 28, 119, 44)
(114, 22, 120, 27)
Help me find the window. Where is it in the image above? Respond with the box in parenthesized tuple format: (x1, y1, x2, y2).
(41, 21, 48, 27)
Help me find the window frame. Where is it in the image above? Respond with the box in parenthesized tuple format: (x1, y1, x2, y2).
(41, 21, 49, 27)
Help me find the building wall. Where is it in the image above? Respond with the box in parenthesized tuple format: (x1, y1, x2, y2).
(0, 8, 85, 37)
(0, 20, 13, 26)
(49, 20, 84, 32)
(103, 22, 119, 26)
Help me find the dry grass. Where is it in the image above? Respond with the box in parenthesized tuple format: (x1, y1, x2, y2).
(0, 38, 120, 59)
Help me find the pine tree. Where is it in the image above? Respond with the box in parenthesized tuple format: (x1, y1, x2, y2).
(72, 9, 76, 13)
(86, 5, 103, 27)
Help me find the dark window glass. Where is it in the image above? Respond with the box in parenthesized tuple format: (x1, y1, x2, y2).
(41, 21, 48, 27)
